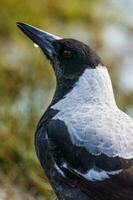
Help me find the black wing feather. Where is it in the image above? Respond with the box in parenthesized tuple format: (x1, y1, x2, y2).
(47, 119, 131, 176)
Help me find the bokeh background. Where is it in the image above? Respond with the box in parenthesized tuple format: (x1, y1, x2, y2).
(0, 0, 133, 199)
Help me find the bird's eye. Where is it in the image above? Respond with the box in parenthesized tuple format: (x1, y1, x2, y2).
(62, 50, 72, 59)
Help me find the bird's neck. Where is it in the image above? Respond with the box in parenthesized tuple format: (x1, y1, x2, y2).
(51, 75, 80, 105)
(51, 65, 116, 110)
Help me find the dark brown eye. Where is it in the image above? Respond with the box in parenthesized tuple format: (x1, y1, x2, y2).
(62, 50, 72, 59)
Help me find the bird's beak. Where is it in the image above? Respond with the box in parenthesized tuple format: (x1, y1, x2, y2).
(17, 22, 61, 60)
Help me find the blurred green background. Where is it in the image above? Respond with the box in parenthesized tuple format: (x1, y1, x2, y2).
(0, 0, 133, 199)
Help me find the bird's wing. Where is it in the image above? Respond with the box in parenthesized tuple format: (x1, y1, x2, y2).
(47, 118, 133, 182)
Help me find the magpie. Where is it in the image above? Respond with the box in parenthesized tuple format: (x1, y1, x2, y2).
(17, 22, 133, 200)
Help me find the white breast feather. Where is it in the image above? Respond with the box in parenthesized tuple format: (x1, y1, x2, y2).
(52, 65, 133, 159)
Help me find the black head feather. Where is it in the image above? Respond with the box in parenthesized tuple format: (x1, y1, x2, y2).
(52, 38, 102, 79)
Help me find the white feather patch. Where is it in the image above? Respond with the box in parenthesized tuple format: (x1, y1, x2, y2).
(74, 168, 122, 181)
(55, 162, 122, 181)
(54, 163, 66, 177)
(51, 65, 133, 159)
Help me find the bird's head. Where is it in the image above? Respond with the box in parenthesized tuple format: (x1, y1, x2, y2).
(17, 22, 102, 79)
(17, 23, 112, 104)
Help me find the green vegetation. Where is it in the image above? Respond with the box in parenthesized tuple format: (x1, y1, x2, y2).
(0, 0, 133, 199)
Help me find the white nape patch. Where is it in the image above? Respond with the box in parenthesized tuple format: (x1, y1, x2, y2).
(51, 64, 133, 159)
(52, 65, 116, 110)
(74, 168, 122, 181)
(34, 43, 39, 48)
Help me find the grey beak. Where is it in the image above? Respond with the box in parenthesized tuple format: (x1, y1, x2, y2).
(17, 22, 61, 60)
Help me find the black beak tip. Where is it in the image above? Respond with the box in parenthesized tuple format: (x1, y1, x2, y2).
(16, 22, 27, 31)
(17, 22, 22, 28)
(16, 22, 60, 60)
(16, 22, 21, 26)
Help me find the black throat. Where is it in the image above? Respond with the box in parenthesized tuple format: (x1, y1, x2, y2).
(36, 73, 80, 134)
(51, 75, 80, 106)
